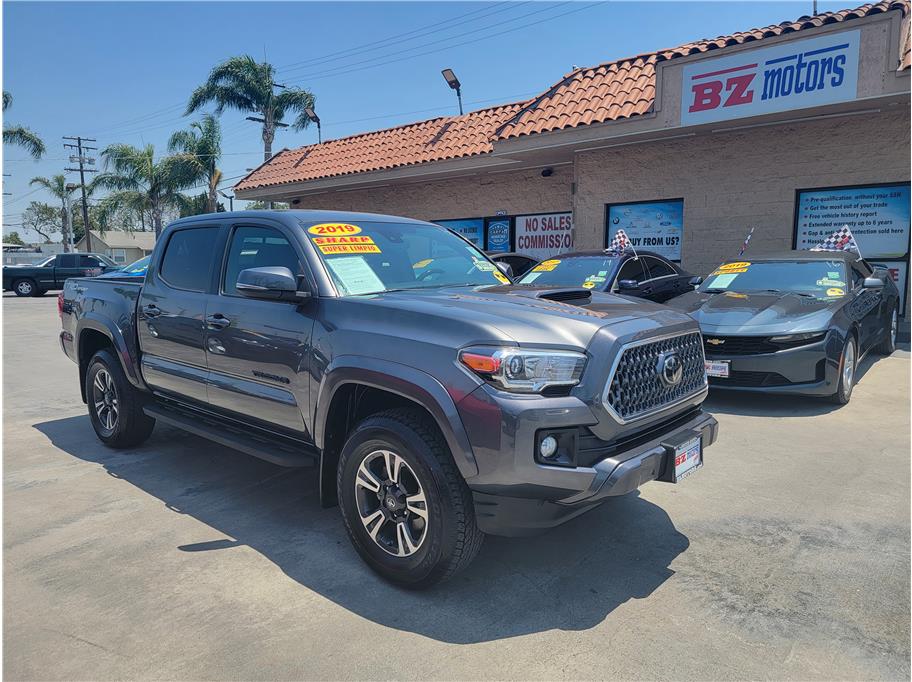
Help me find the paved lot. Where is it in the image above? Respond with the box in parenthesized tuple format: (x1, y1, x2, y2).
(4, 293, 910, 680)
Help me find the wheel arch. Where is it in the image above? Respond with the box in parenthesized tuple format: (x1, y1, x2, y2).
(314, 358, 479, 507)
(75, 315, 145, 402)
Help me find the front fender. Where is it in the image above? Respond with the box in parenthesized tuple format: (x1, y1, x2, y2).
(314, 356, 479, 479)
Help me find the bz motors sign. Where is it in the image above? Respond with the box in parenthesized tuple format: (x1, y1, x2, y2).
(680, 30, 860, 126)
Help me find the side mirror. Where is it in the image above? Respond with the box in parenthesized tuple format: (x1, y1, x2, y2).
(236, 266, 309, 301)
(863, 276, 885, 289)
(688, 276, 703, 286)
(617, 279, 639, 291)
(495, 261, 514, 280)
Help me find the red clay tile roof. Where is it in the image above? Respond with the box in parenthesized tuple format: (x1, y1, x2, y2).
(237, 1, 909, 192)
(234, 101, 526, 191)
(497, 0, 910, 139)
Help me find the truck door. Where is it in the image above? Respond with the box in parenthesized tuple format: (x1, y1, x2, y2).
(204, 222, 314, 436)
(137, 224, 223, 404)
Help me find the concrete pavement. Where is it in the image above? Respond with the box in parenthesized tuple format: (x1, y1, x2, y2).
(4, 294, 909, 680)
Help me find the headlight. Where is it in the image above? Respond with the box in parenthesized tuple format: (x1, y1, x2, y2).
(768, 331, 828, 345)
(458, 346, 587, 393)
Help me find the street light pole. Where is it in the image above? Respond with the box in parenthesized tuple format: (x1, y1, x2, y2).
(304, 107, 321, 143)
(441, 68, 463, 115)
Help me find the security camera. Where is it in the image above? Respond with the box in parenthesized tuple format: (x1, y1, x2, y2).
(541, 167, 554, 178)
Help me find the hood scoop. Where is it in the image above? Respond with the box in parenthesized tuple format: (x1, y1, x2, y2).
(530, 288, 593, 305)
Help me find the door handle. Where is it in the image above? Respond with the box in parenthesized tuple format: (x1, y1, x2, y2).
(142, 304, 161, 318)
(206, 314, 231, 330)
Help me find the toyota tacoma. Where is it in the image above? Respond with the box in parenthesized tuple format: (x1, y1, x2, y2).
(60, 210, 717, 588)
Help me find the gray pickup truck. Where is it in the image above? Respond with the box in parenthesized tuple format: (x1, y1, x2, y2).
(60, 210, 717, 588)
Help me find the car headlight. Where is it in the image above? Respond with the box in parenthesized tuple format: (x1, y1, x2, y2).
(768, 331, 828, 345)
(458, 346, 587, 393)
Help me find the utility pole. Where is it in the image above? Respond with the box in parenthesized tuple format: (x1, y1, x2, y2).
(64, 136, 97, 252)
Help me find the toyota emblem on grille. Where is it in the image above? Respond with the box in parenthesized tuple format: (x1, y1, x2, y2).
(706, 338, 725, 346)
(657, 352, 683, 386)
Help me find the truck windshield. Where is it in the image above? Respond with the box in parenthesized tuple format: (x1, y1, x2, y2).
(699, 260, 849, 299)
(306, 221, 509, 296)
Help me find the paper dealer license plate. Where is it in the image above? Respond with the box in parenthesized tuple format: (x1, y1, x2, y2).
(674, 436, 702, 482)
(704, 360, 730, 378)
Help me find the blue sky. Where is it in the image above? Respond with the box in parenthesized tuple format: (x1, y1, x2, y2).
(3, 0, 851, 242)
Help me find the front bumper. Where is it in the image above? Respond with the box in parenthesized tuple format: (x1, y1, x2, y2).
(461, 397, 718, 536)
(705, 333, 841, 396)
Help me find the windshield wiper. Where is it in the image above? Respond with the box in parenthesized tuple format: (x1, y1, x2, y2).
(754, 288, 815, 298)
(702, 288, 729, 293)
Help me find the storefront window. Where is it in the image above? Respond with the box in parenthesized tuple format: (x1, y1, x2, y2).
(606, 199, 684, 261)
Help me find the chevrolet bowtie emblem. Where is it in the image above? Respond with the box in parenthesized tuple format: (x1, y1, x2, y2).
(706, 338, 725, 345)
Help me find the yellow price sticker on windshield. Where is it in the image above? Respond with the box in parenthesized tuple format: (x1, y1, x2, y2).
(533, 259, 561, 272)
(718, 262, 750, 271)
(412, 258, 433, 269)
(712, 267, 747, 275)
(582, 281, 597, 289)
(493, 271, 510, 284)
(826, 287, 845, 297)
(308, 223, 362, 236)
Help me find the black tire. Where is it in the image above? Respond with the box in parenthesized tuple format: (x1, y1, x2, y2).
(85, 349, 155, 448)
(873, 306, 898, 356)
(33, 288, 47, 297)
(337, 408, 483, 589)
(13, 278, 37, 297)
(829, 335, 857, 405)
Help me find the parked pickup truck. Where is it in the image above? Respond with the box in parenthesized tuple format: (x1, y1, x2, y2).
(5, 252, 118, 296)
(60, 210, 717, 587)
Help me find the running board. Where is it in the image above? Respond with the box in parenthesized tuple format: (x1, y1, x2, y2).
(143, 403, 317, 468)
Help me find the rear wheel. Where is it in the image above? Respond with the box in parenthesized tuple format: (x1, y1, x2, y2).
(338, 408, 483, 589)
(829, 335, 856, 405)
(85, 349, 155, 447)
(873, 306, 898, 355)
(13, 278, 37, 297)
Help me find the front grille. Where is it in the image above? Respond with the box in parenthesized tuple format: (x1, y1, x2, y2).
(703, 335, 779, 355)
(604, 332, 706, 422)
(703, 333, 827, 355)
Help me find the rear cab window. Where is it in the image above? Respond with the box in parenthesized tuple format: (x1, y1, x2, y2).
(159, 227, 221, 292)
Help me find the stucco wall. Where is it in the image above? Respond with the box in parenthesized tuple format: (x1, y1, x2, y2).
(289, 165, 573, 222)
(573, 109, 910, 277)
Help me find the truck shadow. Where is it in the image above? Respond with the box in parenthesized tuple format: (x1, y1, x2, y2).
(34, 415, 689, 644)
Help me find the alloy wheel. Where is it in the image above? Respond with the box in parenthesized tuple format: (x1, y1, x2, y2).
(842, 340, 855, 390)
(16, 280, 32, 295)
(354, 449, 429, 557)
(92, 368, 119, 433)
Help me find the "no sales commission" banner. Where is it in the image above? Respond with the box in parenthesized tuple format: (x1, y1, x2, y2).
(515, 213, 573, 260)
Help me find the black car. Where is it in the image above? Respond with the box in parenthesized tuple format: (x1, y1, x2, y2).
(3, 252, 119, 296)
(666, 250, 900, 404)
(488, 252, 539, 278)
(516, 250, 697, 303)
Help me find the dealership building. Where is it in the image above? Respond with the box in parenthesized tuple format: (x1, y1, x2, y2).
(235, 1, 911, 311)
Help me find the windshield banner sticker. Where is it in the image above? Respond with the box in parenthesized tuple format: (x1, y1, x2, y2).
(308, 223, 362, 236)
(313, 235, 381, 255)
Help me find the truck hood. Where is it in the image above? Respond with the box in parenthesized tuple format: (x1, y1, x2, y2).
(347, 284, 695, 349)
(666, 290, 838, 334)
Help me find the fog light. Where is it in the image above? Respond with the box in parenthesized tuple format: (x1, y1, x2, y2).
(539, 435, 559, 459)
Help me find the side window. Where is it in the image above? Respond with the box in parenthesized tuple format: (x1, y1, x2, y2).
(643, 256, 674, 279)
(160, 227, 220, 292)
(616, 258, 650, 284)
(58, 254, 76, 268)
(851, 264, 867, 289)
(78, 255, 101, 267)
(223, 225, 302, 297)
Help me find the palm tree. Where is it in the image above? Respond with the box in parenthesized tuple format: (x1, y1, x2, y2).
(169, 114, 222, 213)
(186, 55, 315, 165)
(93, 143, 198, 238)
(29, 174, 78, 252)
(3, 91, 45, 159)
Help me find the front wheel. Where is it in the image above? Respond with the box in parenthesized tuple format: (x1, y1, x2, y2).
(873, 307, 898, 356)
(829, 335, 857, 405)
(85, 349, 156, 448)
(13, 278, 37, 297)
(337, 408, 483, 589)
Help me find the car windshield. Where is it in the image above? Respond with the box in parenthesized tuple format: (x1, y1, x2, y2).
(94, 254, 117, 266)
(33, 256, 55, 267)
(121, 256, 150, 274)
(517, 256, 620, 288)
(306, 220, 509, 296)
(699, 260, 849, 299)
